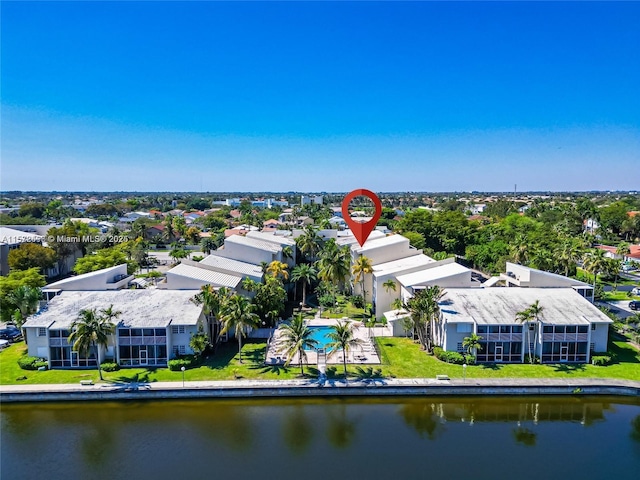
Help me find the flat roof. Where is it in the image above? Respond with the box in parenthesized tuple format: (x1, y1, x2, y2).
(352, 234, 407, 254)
(225, 234, 282, 253)
(397, 262, 469, 287)
(200, 254, 263, 278)
(23, 290, 203, 329)
(246, 230, 296, 246)
(46, 264, 128, 289)
(0, 226, 43, 245)
(335, 230, 385, 247)
(373, 254, 435, 277)
(167, 263, 243, 289)
(440, 288, 613, 326)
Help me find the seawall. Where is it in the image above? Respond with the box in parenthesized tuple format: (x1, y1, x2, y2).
(1, 378, 639, 403)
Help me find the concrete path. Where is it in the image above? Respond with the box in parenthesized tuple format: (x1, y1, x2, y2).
(1, 377, 638, 401)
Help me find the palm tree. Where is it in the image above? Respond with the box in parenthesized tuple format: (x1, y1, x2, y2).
(7, 285, 41, 327)
(554, 240, 583, 277)
(296, 225, 322, 261)
(68, 308, 117, 380)
(326, 320, 364, 377)
(267, 260, 289, 281)
(462, 333, 483, 358)
(316, 240, 350, 292)
(383, 279, 397, 295)
(277, 314, 318, 375)
(583, 249, 608, 301)
(403, 286, 443, 351)
(352, 255, 373, 306)
(192, 285, 231, 345)
(617, 242, 631, 262)
(291, 264, 317, 308)
(516, 300, 543, 364)
(219, 294, 260, 363)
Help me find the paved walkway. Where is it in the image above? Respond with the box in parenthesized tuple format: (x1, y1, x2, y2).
(1, 377, 638, 395)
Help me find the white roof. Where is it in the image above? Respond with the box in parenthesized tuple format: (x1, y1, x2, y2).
(397, 262, 469, 287)
(246, 230, 296, 246)
(23, 290, 202, 329)
(46, 264, 129, 289)
(440, 288, 613, 326)
(225, 234, 281, 253)
(352, 234, 407, 254)
(167, 263, 243, 288)
(200, 254, 263, 278)
(373, 254, 435, 276)
(0, 226, 43, 245)
(335, 230, 385, 247)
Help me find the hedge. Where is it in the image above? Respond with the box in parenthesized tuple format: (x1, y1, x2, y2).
(100, 362, 120, 372)
(18, 356, 48, 370)
(433, 347, 466, 365)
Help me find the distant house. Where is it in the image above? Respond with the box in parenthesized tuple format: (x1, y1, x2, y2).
(146, 224, 165, 241)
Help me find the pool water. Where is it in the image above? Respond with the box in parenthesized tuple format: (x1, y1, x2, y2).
(305, 326, 335, 350)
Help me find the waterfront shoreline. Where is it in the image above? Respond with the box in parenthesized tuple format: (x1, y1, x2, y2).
(1, 377, 639, 403)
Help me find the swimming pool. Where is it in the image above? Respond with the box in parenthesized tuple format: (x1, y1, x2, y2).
(305, 326, 336, 351)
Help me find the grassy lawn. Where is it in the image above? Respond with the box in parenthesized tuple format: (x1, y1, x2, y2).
(601, 291, 640, 302)
(2, 336, 639, 386)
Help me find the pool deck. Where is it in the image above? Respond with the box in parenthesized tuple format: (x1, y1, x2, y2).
(265, 317, 386, 366)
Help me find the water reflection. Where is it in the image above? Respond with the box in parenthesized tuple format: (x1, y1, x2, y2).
(2, 397, 639, 480)
(282, 406, 314, 455)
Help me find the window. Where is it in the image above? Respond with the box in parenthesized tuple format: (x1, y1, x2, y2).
(590, 343, 595, 352)
(554, 326, 564, 334)
(513, 326, 522, 333)
(543, 326, 553, 333)
(489, 326, 499, 334)
(457, 342, 464, 352)
(38, 328, 47, 337)
(566, 326, 576, 333)
(173, 345, 186, 356)
(591, 324, 596, 331)
(500, 326, 510, 334)
(172, 326, 186, 334)
(578, 326, 588, 333)
(478, 326, 487, 334)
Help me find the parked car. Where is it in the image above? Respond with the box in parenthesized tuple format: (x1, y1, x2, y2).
(631, 287, 640, 296)
(629, 301, 640, 311)
(0, 327, 23, 342)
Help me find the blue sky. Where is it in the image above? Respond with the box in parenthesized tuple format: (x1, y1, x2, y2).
(2, 1, 639, 192)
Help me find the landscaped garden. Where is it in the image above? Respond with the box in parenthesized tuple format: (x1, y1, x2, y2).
(2, 333, 639, 386)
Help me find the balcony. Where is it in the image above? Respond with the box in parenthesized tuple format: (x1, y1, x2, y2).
(106, 274, 135, 290)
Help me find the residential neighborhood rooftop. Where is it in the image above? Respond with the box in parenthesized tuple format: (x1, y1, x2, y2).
(199, 254, 264, 278)
(440, 288, 614, 325)
(23, 289, 203, 329)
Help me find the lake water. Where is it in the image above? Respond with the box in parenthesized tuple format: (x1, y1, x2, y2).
(2, 396, 639, 480)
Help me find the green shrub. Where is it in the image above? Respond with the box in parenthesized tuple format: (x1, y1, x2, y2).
(100, 362, 119, 372)
(464, 354, 476, 365)
(591, 355, 611, 366)
(168, 355, 200, 371)
(18, 356, 47, 370)
(433, 347, 465, 364)
(351, 295, 365, 309)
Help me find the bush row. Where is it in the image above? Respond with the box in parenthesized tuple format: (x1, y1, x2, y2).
(433, 347, 465, 365)
(168, 355, 200, 371)
(100, 362, 120, 372)
(18, 356, 48, 370)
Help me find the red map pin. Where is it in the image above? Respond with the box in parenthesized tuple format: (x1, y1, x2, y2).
(342, 189, 383, 247)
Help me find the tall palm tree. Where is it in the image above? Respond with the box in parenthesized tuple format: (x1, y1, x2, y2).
(403, 286, 443, 351)
(291, 264, 317, 308)
(554, 240, 583, 277)
(326, 320, 364, 377)
(296, 225, 322, 261)
(516, 300, 543, 364)
(68, 308, 117, 380)
(267, 260, 289, 281)
(616, 242, 631, 261)
(219, 294, 260, 363)
(7, 285, 41, 327)
(192, 285, 231, 342)
(583, 249, 608, 300)
(277, 314, 318, 375)
(316, 240, 350, 292)
(352, 255, 374, 305)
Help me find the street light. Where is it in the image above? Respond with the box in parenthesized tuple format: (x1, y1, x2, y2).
(462, 363, 467, 383)
(181, 366, 186, 387)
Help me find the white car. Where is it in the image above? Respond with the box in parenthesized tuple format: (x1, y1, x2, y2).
(632, 287, 640, 296)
